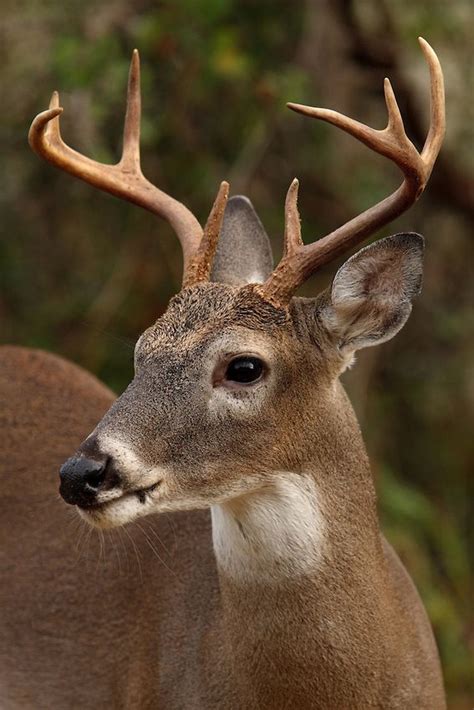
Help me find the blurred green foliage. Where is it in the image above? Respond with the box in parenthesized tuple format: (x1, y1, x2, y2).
(1, 0, 472, 705)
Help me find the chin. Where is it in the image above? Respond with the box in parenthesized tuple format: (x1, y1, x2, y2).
(77, 492, 157, 529)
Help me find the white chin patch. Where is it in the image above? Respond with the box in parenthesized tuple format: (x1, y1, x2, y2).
(78, 492, 153, 529)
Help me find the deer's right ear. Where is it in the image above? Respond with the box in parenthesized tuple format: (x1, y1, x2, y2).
(318, 233, 424, 360)
(211, 196, 274, 286)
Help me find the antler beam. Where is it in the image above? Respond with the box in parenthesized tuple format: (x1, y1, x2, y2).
(29, 50, 227, 286)
(259, 37, 445, 305)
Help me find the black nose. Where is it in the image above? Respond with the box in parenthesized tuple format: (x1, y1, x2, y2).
(59, 456, 108, 507)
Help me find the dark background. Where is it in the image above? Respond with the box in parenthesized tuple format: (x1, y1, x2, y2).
(1, 0, 472, 704)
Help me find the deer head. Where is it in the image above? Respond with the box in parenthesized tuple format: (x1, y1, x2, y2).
(29, 39, 444, 530)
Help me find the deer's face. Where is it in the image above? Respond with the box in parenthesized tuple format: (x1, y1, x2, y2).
(61, 283, 330, 528)
(59, 198, 424, 529)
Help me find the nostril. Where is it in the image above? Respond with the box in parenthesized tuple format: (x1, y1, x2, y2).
(84, 464, 107, 491)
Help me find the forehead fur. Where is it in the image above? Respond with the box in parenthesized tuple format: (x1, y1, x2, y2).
(138, 283, 290, 356)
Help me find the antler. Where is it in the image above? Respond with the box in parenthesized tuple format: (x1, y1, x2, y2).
(28, 50, 228, 287)
(258, 37, 445, 305)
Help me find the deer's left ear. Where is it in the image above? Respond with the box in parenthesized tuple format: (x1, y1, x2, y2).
(319, 233, 424, 356)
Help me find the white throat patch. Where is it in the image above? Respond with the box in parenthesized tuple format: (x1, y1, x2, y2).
(211, 473, 326, 583)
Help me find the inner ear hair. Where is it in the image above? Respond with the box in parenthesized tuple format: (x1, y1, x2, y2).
(321, 233, 424, 355)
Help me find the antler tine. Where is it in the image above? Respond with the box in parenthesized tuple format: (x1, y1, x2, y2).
(287, 74, 419, 171)
(184, 181, 230, 288)
(418, 37, 446, 170)
(283, 179, 303, 258)
(28, 50, 206, 279)
(120, 48, 141, 171)
(259, 37, 445, 306)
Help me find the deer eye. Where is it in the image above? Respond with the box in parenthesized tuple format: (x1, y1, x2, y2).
(224, 356, 265, 385)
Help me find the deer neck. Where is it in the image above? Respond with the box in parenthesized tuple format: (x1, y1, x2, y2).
(211, 383, 381, 584)
(209, 387, 385, 703)
(211, 467, 381, 588)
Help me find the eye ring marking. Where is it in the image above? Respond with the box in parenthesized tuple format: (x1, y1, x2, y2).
(213, 354, 268, 389)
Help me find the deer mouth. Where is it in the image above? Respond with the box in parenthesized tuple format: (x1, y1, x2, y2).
(78, 481, 162, 513)
(134, 481, 161, 504)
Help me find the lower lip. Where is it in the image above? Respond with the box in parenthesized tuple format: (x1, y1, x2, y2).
(77, 482, 161, 512)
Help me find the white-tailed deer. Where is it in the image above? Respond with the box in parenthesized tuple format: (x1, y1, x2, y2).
(1, 37, 446, 708)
